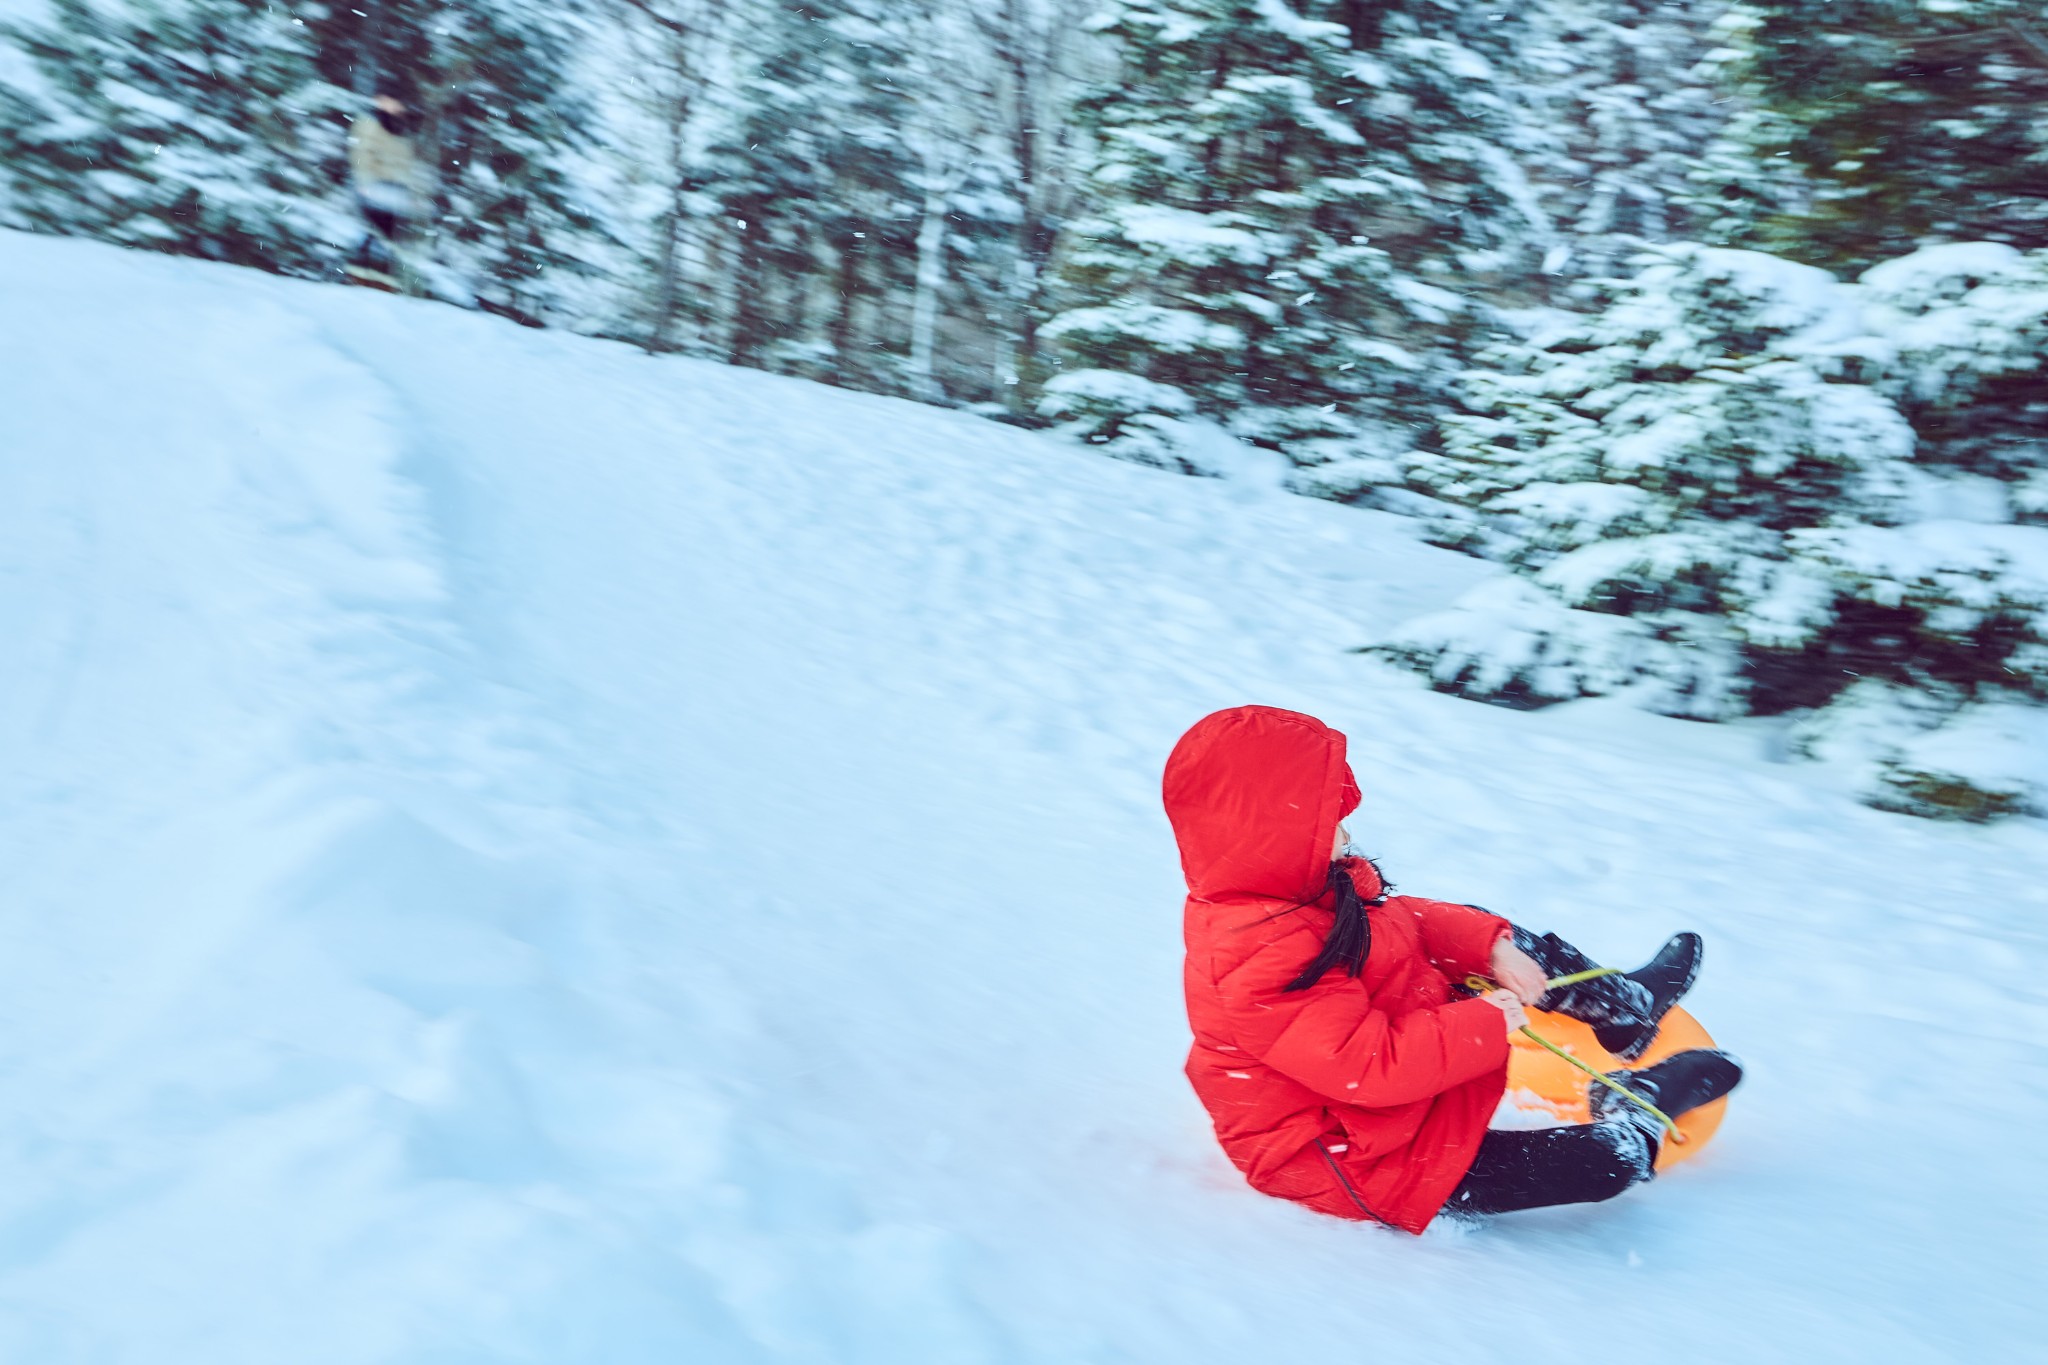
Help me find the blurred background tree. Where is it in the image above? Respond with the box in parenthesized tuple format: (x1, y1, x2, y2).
(0, 0, 354, 272)
(1698, 0, 2048, 270)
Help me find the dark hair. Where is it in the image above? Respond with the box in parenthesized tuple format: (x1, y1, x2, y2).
(1283, 860, 1387, 992)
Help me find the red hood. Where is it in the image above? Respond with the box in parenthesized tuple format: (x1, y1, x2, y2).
(1164, 706, 1366, 904)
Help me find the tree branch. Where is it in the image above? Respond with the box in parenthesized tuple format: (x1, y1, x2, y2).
(2004, 21, 2048, 70)
(615, 0, 690, 40)
(1842, 17, 2048, 71)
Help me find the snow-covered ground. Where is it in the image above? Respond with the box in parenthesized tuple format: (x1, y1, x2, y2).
(1, 230, 2042, 1362)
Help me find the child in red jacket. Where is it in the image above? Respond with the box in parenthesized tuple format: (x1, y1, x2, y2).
(1167, 705, 1742, 1231)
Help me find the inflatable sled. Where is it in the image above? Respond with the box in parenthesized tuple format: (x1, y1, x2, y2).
(1505, 1005, 1727, 1170)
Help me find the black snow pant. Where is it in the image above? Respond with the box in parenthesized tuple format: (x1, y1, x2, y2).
(353, 198, 410, 272)
(1441, 1117, 1658, 1217)
(364, 204, 404, 242)
(1439, 922, 1663, 1218)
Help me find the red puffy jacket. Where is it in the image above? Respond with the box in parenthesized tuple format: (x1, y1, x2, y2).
(1166, 706, 1512, 1234)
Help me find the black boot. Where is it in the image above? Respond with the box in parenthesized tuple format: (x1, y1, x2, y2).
(1592, 1048, 1744, 1138)
(1513, 928, 1701, 1061)
(1606, 932, 1704, 1060)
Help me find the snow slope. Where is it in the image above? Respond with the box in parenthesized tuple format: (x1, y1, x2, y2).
(1, 230, 2042, 1362)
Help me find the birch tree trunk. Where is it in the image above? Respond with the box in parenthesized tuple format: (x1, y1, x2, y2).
(982, 0, 1091, 416)
(648, 80, 692, 352)
(907, 167, 955, 402)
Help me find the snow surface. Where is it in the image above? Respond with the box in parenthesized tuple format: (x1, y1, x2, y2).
(1, 230, 2043, 1362)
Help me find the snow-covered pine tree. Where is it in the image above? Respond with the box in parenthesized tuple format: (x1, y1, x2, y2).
(1684, 101, 1806, 255)
(1384, 242, 2048, 818)
(1698, 0, 2048, 271)
(1780, 515, 2048, 821)
(1042, 0, 1561, 478)
(1545, 0, 1726, 279)
(307, 0, 601, 321)
(1861, 242, 2048, 480)
(1785, 241, 2048, 818)
(0, 0, 354, 274)
(1382, 246, 1918, 718)
(1672, 5, 2048, 815)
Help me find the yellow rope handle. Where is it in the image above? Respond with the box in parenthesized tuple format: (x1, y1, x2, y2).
(1466, 970, 1688, 1144)
(1543, 965, 1624, 989)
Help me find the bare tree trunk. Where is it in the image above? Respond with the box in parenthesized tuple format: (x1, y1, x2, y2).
(983, 0, 1090, 417)
(907, 169, 954, 402)
(729, 204, 770, 366)
(992, 0, 1038, 412)
(830, 233, 863, 386)
(704, 217, 740, 356)
(621, 0, 729, 352)
(648, 82, 692, 352)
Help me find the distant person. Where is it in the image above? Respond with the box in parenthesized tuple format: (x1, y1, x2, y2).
(1165, 705, 1742, 1233)
(347, 93, 424, 287)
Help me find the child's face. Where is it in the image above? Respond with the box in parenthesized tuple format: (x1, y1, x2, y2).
(1332, 822, 1351, 859)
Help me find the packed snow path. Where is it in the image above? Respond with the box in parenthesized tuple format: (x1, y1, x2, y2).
(1, 232, 2041, 1362)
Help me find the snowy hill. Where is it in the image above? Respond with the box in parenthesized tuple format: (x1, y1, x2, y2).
(1, 230, 2042, 1362)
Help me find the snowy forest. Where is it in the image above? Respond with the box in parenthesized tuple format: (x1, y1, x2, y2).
(5, 0, 2048, 820)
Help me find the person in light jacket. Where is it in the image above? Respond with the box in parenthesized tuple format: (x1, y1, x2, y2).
(348, 93, 425, 278)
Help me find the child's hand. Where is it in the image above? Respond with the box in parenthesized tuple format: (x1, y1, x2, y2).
(1477, 988, 1529, 1032)
(1489, 938, 1550, 1007)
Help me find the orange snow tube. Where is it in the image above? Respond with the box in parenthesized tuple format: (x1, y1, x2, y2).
(1505, 1006, 1727, 1170)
